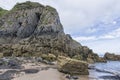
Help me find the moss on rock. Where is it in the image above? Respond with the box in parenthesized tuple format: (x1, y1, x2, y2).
(0, 7, 8, 17)
(12, 1, 44, 11)
(41, 54, 56, 62)
(57, 56, 89, 75)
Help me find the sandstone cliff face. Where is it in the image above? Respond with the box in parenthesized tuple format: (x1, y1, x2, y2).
(0, 1, 98, 62)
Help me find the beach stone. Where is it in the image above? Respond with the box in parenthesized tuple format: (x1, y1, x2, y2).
(57, 56, 89, 75)
(8, 59, 21, 69)
(0, 70, 19, 80)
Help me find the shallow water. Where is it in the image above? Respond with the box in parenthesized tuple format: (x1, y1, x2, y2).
(88, 61, 120, 80)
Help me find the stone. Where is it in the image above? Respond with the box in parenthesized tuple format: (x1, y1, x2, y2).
(65, 75, 79, 80)
(87, 58, 94, 63)
(97, 57, 107, 63)
(57, 56, 89, 75)
(8, 59, 21, 69)
(41, 54, 56, 62)
(104, 52, 120, 61)
(72, 55, 82, 60)
(0, 70, 19, 80)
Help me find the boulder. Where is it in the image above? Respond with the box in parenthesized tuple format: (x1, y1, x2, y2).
(57, 56, 89, 75)
(104, 52, 120, 61)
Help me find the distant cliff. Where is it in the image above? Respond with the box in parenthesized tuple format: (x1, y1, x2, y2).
(0, 1, 99, 62)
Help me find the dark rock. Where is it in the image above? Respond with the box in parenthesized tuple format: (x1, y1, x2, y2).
(104, 52, 120, 61)
(88, 65, 95, 70)
(0, 58, 21, 69)
(65, 75, 79, 80)
(22, 69, 39, 74)
(8, 59, 21, 69)
(0, 70, 19, 80)
(72, 76, 79, 79)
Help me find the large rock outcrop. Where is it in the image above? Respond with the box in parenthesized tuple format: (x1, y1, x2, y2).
(104, 52, 120, 61)
(57, 56, 89, 75)
(0, 1, 99, 62)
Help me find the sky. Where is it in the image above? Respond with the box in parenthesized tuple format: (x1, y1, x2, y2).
(0, 0, 120, 55)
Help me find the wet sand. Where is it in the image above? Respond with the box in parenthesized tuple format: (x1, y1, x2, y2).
(12, 68, 64, 80)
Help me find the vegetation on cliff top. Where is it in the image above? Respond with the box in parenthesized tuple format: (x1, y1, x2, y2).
(0, 7, 8, 17)
(12, 1, 44, 11)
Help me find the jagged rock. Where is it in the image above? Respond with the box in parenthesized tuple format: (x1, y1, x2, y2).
(104, 52, 120, 61)
(0, 1, 99, 62)
(57, 56, 89, 75)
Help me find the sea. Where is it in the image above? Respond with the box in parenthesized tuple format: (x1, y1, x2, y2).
(89, 61, 120, 80)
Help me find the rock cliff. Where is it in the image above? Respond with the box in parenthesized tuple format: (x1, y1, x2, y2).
(104, 52, 120, 61)
(0, 1, 99, 62)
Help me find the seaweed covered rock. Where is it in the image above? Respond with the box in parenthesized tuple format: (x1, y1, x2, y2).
(57, 56, 89, 75)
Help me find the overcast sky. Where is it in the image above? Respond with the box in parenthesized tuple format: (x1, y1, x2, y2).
(0, 0, 120, 55)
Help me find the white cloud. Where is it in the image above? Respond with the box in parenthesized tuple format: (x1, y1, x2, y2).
(74, 28, 120, 42)
(74, 36, 96, 41)
(101, 28, 120, 39)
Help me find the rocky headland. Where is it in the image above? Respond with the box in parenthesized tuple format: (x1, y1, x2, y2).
(104, 52, 120, 61)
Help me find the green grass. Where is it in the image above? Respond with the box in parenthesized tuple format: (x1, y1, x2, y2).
(12, 1, 44, 11)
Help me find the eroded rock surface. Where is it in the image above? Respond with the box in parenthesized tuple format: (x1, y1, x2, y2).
(57, 56, 89, 75)
(0, 1, 99, 62)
